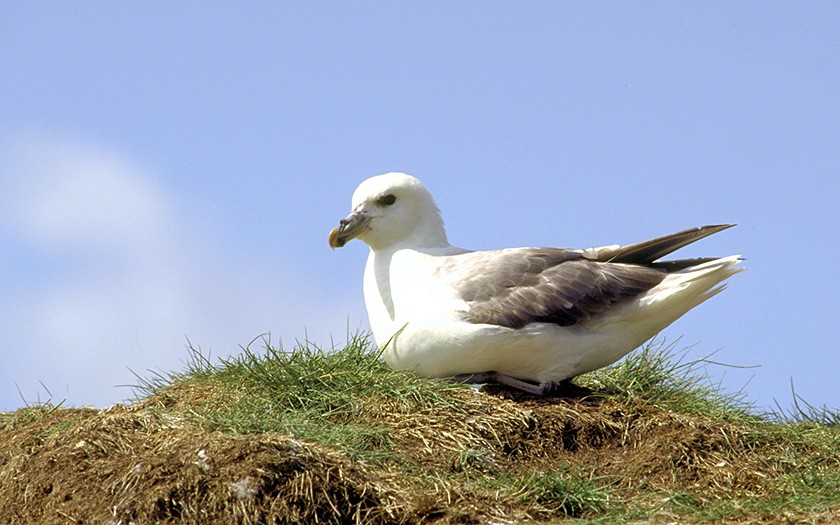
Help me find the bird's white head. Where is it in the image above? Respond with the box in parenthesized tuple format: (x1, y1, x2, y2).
(329, 172, 448, 251)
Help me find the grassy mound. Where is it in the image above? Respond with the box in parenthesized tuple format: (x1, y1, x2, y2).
(1, 335, 838, 523)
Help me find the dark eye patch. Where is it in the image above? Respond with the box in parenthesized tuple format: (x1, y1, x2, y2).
(377, 194, 397, 206)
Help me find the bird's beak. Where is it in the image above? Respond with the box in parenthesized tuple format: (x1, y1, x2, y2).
(328, 210, 371, 249)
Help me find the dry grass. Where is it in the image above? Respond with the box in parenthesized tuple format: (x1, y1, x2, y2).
(1, 336, 838, 524)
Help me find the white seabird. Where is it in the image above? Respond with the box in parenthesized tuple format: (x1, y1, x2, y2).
(329, 172, 742, 394)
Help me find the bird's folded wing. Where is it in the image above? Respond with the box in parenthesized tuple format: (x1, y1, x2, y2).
(439, 248, 667, 329)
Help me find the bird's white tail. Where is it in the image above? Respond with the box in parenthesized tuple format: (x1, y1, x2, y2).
(592, 255, 743, 349)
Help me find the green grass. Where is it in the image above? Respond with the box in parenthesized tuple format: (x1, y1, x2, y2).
(581, 337, 758, 421)
(770, 380, 840, 426)
(4, 333, 838, 523)
(126, 334, 840, 522)
(498, 468, 614, 518)
(135, 332, 470, 463)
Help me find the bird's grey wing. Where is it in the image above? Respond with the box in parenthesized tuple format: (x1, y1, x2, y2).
(440, 248, 667, 329)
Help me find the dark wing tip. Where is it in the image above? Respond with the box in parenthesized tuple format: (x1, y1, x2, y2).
(606, 224, 736, 264)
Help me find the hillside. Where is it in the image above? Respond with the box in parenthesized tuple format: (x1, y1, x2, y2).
(1, 336, 838, 524)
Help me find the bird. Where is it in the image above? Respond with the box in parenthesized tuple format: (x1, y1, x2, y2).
(328, 172, 742, 394)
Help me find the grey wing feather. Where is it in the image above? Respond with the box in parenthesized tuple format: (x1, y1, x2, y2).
(444, 249, 667, 329)
(599, 224, 734, 264)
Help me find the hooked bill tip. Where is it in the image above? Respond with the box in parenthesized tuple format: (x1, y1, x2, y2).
(328, 225, 344, 249)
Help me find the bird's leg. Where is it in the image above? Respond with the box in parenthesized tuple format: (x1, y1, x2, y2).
(451, 372, 499, 385)
(452, 372, 558, 395)
(489, 373, 559, 395)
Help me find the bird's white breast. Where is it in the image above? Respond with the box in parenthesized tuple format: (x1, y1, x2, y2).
(364, 248, 467, 346)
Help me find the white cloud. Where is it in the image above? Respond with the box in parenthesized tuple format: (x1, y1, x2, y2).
(2, 137, 170, 254)
(0, 135, 362, 411)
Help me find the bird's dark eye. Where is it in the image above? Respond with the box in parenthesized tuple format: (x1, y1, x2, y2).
(377, 194, 396, 206)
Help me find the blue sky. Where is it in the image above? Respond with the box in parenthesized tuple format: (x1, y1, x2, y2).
(1, 3, 838, 413)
